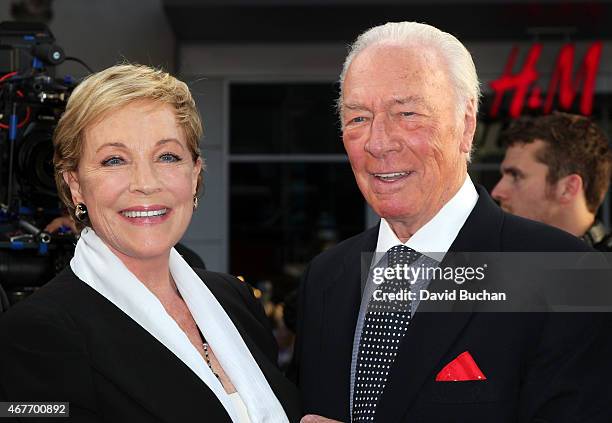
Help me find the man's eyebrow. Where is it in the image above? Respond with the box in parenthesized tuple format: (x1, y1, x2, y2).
(343, 103, 370, 111)
(501, 165, 524, 177)
(392, 95, 426, 105)
(343, 96, 432, 114)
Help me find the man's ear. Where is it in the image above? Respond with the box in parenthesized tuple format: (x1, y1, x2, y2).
(460, 98, 477, 155)
(556, 173, 583, 204)
(63, 171, 85, 205)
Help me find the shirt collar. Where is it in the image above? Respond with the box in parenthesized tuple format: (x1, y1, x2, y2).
(375, 175, 479, 260)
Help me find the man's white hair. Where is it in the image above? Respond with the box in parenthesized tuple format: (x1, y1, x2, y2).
(338, 22, 481, 118)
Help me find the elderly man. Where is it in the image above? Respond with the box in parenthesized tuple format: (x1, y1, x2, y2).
(492, 112, 612, 251)
(293, 22, 611, 422)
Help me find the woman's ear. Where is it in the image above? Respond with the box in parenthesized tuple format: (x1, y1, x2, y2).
(63, 171, 85, 205)
(192, 157, 203, 193)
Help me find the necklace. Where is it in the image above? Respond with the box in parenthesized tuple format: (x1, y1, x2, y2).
(197, 326, 220, 379)
(202, 342, 220, 379)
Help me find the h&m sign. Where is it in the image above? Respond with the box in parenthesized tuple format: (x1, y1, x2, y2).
(489, 41, 602, 118)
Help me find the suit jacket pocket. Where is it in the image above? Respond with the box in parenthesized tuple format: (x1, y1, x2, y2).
(426, 380, 500, 404)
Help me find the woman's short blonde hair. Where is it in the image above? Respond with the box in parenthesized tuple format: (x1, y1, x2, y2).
(53, 64, 203, 229)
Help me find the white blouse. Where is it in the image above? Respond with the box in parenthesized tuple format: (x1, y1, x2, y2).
(229, 392, 253, 423)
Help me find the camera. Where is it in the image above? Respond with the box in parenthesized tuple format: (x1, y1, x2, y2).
(0, 21, 82, 305)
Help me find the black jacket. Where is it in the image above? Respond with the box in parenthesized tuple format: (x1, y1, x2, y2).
(294, 186, 612, 422)
(582, 220, 612, 252)
(0, 268, 300, 422)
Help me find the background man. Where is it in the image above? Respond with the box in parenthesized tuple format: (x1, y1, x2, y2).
(492, 112, 612, 251)
(293, 22, 611, 422)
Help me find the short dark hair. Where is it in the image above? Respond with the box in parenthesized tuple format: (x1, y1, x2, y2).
(500, 112, 612, 213)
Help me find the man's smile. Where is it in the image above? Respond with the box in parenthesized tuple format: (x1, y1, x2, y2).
(371, 171, 414, 182)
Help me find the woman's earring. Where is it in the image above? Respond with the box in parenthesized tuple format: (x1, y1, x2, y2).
(75, 203, 88, 221)
(193, 196, 199, 210)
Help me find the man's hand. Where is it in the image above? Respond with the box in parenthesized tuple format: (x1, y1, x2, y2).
(300, 415, 344, 423)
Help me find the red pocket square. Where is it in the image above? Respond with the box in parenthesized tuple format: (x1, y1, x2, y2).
(435, 351, 486, 382)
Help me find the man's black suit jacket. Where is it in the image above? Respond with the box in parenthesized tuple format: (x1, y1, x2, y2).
(0, 268, 301, 422)
(294, 186, 612, 422)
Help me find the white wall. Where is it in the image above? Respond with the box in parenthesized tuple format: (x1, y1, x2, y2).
(181, 77, 229, 272)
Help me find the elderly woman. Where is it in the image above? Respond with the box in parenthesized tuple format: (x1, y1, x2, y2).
(0, 64, 299, 422)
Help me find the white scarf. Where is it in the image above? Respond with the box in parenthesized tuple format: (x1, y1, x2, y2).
(70, 228, 289, 423)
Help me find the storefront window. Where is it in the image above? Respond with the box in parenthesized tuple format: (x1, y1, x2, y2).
(229, 83, 365, 302)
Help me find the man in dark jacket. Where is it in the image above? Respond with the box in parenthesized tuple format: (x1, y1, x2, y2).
(293, 21, 612, 423)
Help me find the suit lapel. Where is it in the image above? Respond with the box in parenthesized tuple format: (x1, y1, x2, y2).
(376, 186, 504, 422)
(318, 226, 378, 420)
(446, 186, 504, 253)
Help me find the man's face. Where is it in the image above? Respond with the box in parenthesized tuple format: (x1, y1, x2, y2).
(491, 140, 558, 223)
(341, 43, 474, 232)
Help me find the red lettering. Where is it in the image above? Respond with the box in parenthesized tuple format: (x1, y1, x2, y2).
(527, 86, 543, 110)
(543, 42, 602, 115)
(489, 42, 602, 118)
(489, 44, 542, 118)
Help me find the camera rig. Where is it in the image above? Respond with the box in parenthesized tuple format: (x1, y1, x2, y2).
(0, 21, 85, 305)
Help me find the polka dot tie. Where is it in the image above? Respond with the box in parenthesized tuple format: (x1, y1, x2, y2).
(352, 245, 421, 422)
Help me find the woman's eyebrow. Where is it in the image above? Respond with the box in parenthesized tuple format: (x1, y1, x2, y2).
(95, 139, 185, 153)
(96, 141, 127, 153)
(156, 138, 185, 150)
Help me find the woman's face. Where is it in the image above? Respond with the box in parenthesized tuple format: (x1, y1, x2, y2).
(65, 100, 201, 263)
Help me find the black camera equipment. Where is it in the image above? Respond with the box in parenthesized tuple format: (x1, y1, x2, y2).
(0, 21, 88, 307)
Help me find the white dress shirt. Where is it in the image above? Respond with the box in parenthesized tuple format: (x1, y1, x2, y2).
(375, 175, 479, 259)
